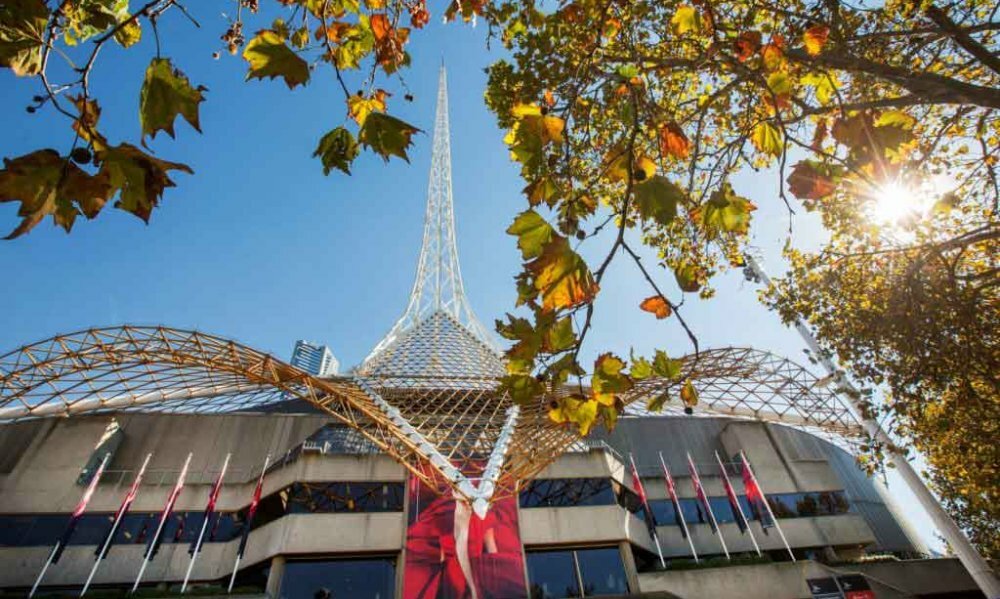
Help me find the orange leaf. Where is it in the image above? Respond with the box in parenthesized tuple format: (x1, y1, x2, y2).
(734, 31, 761, 62)
(640, 296, 671, 319)
(371, 13, 391, 41)
(803, 24, 829, 55)
(760, 35, 785, 71)
(659, 122, 690, 159)
(543, 89, 555, 108)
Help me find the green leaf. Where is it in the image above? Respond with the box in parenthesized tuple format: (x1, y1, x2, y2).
(752, 121, 783, 157)
(501, 373, 544, 406)
(243, 30, 310, 89)
(507, 209, 555, 259)
(592, 352, 632, 405)
(0, 149, 112, 238)
(313, 127, 360, 175)
(647, 391, 670, 412)
(496, 314, 542, 362)
(630, 352, 653, 380)
(98, 143, 192, 223)
(634, 175, 683, 226)
(140, 58, 206, 142)
(358, 112, 420, 162)
(0, 0, 48, 76)
(700, 182, 755, 237)
(546, 316, 576, 352)
(652, 349, 682, 379)
(674, 261, 702, 293)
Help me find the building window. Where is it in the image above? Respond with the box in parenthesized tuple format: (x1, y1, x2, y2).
(641, 490, 851, 530)
(519, 478, 617, 508)
(526, 547, 628, 598)
(279, 556, 396, 599)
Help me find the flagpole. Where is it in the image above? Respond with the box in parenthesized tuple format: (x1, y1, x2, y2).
(687, 453, 729, 560)
(182, 453, 231, 594)
(715, 451, 761, 557)
(131, 453, 193, 594)
(229, 454, 270, 594)
(30, 452, 111, 598)
(628, 454, 665, 569)
(741, 451, 795, 561)
(658, 452, 698, 563)
(82, 453, 153, 597)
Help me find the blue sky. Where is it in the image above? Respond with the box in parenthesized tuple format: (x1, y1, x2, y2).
(0, 7, 940, 550)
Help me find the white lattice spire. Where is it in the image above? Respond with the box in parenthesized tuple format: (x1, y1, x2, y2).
(361, 66, 502, 375)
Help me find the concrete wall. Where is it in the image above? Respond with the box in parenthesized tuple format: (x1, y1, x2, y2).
(637, 558, 981, 599)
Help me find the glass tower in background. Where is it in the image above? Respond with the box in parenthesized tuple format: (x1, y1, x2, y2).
(290, 340, 339, 377)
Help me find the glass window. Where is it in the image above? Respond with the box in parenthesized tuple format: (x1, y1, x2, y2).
(279, 557, 396, 599)
(575, 547, 628, 597)
(520, 479, 617, 508)
(526, 550, 580, 599)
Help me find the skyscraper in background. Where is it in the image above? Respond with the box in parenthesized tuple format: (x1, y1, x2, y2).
(290, 340, 339, 377)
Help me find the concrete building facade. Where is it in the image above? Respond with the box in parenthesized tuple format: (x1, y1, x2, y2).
(0, 410, 983, 598)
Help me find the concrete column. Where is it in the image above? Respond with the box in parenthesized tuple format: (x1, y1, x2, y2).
(619, 541, 641, 594)
(265, 556, 285, 598)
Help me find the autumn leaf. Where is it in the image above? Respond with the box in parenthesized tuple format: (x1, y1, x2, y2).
(760, 36, 785, 71)
(634, 175, 684, 226)
(752, 121, 783, 157)
(700, 182, 755, 237)
(787, 160, 839, 201)
(314, 126, 360, 175)
(502, 373, 544, 406)
(526, 236, 599, 312)
(358, 112, 420, 162)
(243, 30, 310, 89)
(659, 122, 690, 159)
(549, 394, 599, 435)
(875, 110, 916, 130)
(347, 90, 388, 125)
(507, 209, 555, 259)
(674, 261, 703, 293)
(546, 315, 576, 352)
(670, 6, 701, 35)
(98, 143, 192, 222)
(0, 149, 112, 238)
(640, 296, 671, 319)
(652, 349, 682, 379)
(592, 352, 632, 406)
(803, 24, 829, 55)
(680, 380, 698, 409)
(633, 156, 656, 182)
(0, 0, 48, 76)
(69, 94, 107, 150)
(140, 58, 206, 142)
(734, 31, 761, 62)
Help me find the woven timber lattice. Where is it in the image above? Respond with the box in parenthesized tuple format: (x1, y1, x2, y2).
(0, 326, 861, 500)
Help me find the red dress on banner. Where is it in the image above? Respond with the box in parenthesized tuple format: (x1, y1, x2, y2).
(403, 491, 527, 599)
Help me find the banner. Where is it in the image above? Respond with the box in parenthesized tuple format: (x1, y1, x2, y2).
(403, 469, 527, 599)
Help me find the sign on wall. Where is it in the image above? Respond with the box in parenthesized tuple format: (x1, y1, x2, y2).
(402, 470, 527, 599)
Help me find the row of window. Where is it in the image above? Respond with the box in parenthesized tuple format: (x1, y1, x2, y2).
(526, 547, 630, 599)
(0, 478, 850, 548)
(520, 477, 850, 524)
(0, 481, 404, 548)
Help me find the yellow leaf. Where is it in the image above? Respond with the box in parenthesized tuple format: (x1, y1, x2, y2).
(671, 5, 701, 35)
(347, 90, 388, 125)
(634, 156, 656, 182)
(512, 103, 542, 118)
(527, 237, 599, 312)
(243, 30, 310, 89)
(803, 24, 829, 56)
(752, 121, 783, 157)
(875, 110, 916, 130)
(766, 71, 793, 97)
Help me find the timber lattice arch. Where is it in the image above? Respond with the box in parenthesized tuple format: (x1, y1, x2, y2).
(0, 67, 862, 512)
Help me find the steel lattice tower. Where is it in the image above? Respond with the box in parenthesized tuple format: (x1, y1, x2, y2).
(361, 66, 501, 375)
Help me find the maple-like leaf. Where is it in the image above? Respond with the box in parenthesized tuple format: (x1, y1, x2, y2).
(0, 0, 48, 76)
(592, 352, 632, 406)
(0, 149, 113, 238)
(548, 394, 599, 435)
(347, 89, 388, 125)
(502, 373, 545, 406)
(358, 112, 420, 162)
(314, 127, 360, 175)
(98, 143, 192, 222)
(243, 30, 310, 89)
(803, 24, 829, 55)
(634, 175, 684, 226)
(674, 261, 703, 292)
(671, 5, 701, 35)
(659, 122, 691, 159)
(640, 296, 671, 319)
(140, 58, 206, 142)
(526, 237, 599, 312)
(507, 209, 555, 259)
(752, 121, 783, 157)
(700, 182, 756, 237)
(734, 31, 761, 62)
(787, 160, 839, 201)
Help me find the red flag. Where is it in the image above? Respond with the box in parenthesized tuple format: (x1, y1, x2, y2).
(740, 453, 774, 533)
(628, 455, 658, 536)
(236, 459, 268, 559)
(686, 454, 718, 534)
(52, 454, 109, 563)
(660, 459, 687, 539)
(190, 456, 229, 556)
(717, 454, 749, 534)
(95, 454, 150, 560)
(144, 454, 191, 560)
